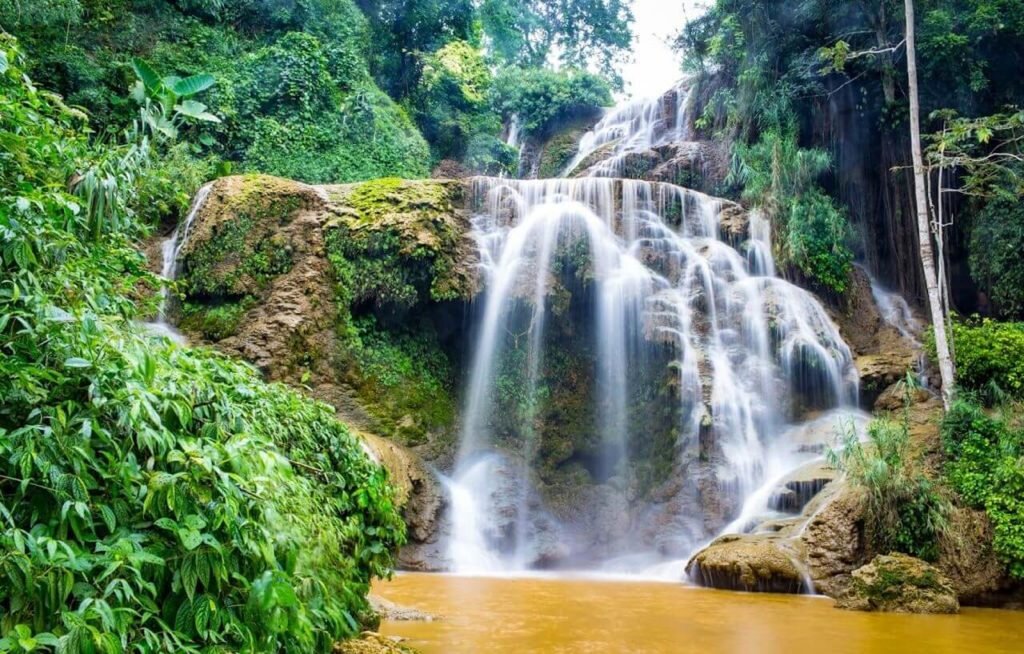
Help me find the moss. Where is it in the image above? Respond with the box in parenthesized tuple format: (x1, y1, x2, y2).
(340, 315, 457, 446)
(182, 175, 304, 299)
(179, 297, 257, 341)
(537, 129, 585, 179)
(326, 178, 474, 305)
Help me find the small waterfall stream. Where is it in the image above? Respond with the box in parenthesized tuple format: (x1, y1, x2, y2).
(446, 88, 859, 573)
(142, 183, 213, 343)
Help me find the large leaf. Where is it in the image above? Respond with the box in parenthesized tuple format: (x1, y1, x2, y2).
(172, 74, 216, 98)
(173, 100, 221, 123)
(131, 58, 162, 92)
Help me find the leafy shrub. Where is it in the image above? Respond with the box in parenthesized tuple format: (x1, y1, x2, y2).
(928, 319, 1024, 399)
(0, 38, 404, 651)
(491, 67, 612, 138)
(969, 197, 1024, 318)
(830, 416, 949, 561)
(942, 401, 1024, 579)
(412, 40, 502, 163)
(730, 129, 854, 293)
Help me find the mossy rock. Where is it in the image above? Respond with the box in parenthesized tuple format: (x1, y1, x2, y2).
(835, 553, 959, 613)
(180, 175, 318, 300)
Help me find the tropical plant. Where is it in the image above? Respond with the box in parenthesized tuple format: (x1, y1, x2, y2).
(830, 389, 950, 561)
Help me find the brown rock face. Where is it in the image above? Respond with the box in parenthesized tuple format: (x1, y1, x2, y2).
(835, 553, 960, 613)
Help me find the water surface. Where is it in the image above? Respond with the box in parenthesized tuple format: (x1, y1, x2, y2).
(376, 573, 1022, 653)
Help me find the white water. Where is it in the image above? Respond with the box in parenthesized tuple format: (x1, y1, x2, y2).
(563, 79, 695, 177)
(447, 171, 858, 573)
(865, 268, 923, 345)
(141, 183, 213, 343)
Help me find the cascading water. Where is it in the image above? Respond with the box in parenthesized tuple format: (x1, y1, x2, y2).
(447, 130, 858, 573)
(562, 79, 695, 178)
(141, 183, 213, 343)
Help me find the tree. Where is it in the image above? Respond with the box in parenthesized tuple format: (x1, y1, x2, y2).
(480, 0, 634, 84)
(905, 0, 955, 409)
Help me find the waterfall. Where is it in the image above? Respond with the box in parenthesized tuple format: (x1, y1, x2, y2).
(563, 79, 695, 177)
(447, 173, 857, 573)
(142, 182, 213, 343)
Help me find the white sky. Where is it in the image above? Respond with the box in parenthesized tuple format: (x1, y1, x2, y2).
(618, 0, 710, 100)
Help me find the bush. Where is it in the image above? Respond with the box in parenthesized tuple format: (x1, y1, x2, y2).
(730, 129, 854, 293)
(969, 197, 1024, 318)
(491, 67, 612, 138)
(942, 401, 1024, 579)
(830, 414, 949, 561)
(929, 319, 1024, 399)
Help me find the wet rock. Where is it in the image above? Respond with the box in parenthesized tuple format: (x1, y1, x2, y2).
(334, 632, 417, 654)
(768, 461, 838, 514)
(835, 553, 959, 613)
(686, 534, 811, 593)
(802, 483, 868, 597)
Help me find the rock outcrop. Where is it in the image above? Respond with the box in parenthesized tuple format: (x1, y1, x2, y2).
(687, 534, 812, 593)
(835, 553, 960, 613)
(173, 174, 478, 565)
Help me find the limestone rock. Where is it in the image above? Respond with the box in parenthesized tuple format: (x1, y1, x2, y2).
(369, 595, 439, 623)
(802, 483, 868, 597)
(835, 553, 959, 613)
(687, 534, 811, 593)
(334, 632, 416, 654)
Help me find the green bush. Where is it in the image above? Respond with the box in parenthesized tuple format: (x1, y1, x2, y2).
(969, 198, 1024, 318)
(830, 415, 949, 561)
(942, 401, 1024, 579)
(491, 67, 612, 138)
(0, 38, 404, 652)
(929, 319, 1024, 399)
(729, 129, 854, 293)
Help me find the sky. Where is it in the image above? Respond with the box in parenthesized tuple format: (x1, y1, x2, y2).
(618, 0, 709, 99)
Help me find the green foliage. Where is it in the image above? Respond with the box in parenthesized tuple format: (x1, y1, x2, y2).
(491, 67, 612, 138)
(479, 0, 633, 84)
(411, 40, 505, 166)
(942, 401, 1024, 579)
(341, 316, 457, 445)
(968, 198, 1024, 318)
(8, 0, 430, 185)
(729, 129, 853, 292)
(1, 37, 403, 651)
(830, 412, 949, 561)
(929, 319, 1024, 398)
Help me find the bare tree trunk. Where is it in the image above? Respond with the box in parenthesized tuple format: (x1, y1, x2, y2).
(904, 0, 955, 409)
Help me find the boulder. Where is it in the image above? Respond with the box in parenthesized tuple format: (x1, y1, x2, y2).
(687, 534, 811, 593)
(369, 595, 439, 623)
(333, 633, 416, 654)
(835, 553, 959, 613)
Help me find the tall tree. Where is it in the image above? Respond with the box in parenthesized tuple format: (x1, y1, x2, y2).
(905, 0, 955, 408)
(480, 0, 633, 83)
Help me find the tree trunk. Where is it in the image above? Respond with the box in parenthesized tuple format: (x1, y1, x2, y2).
(904, 0, 955, 409)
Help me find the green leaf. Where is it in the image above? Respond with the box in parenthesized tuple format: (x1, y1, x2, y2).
(173, 100, 221, 123)
(171, 74, 216, 97)
(179, 528, 202, 551)
(131, 58, 163, 92)
(64, 357, 92, 369)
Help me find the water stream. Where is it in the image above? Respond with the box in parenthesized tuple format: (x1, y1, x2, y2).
(141, 182, 213, 344)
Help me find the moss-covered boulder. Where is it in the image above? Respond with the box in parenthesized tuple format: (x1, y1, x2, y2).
(835, 553, 959, 613)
